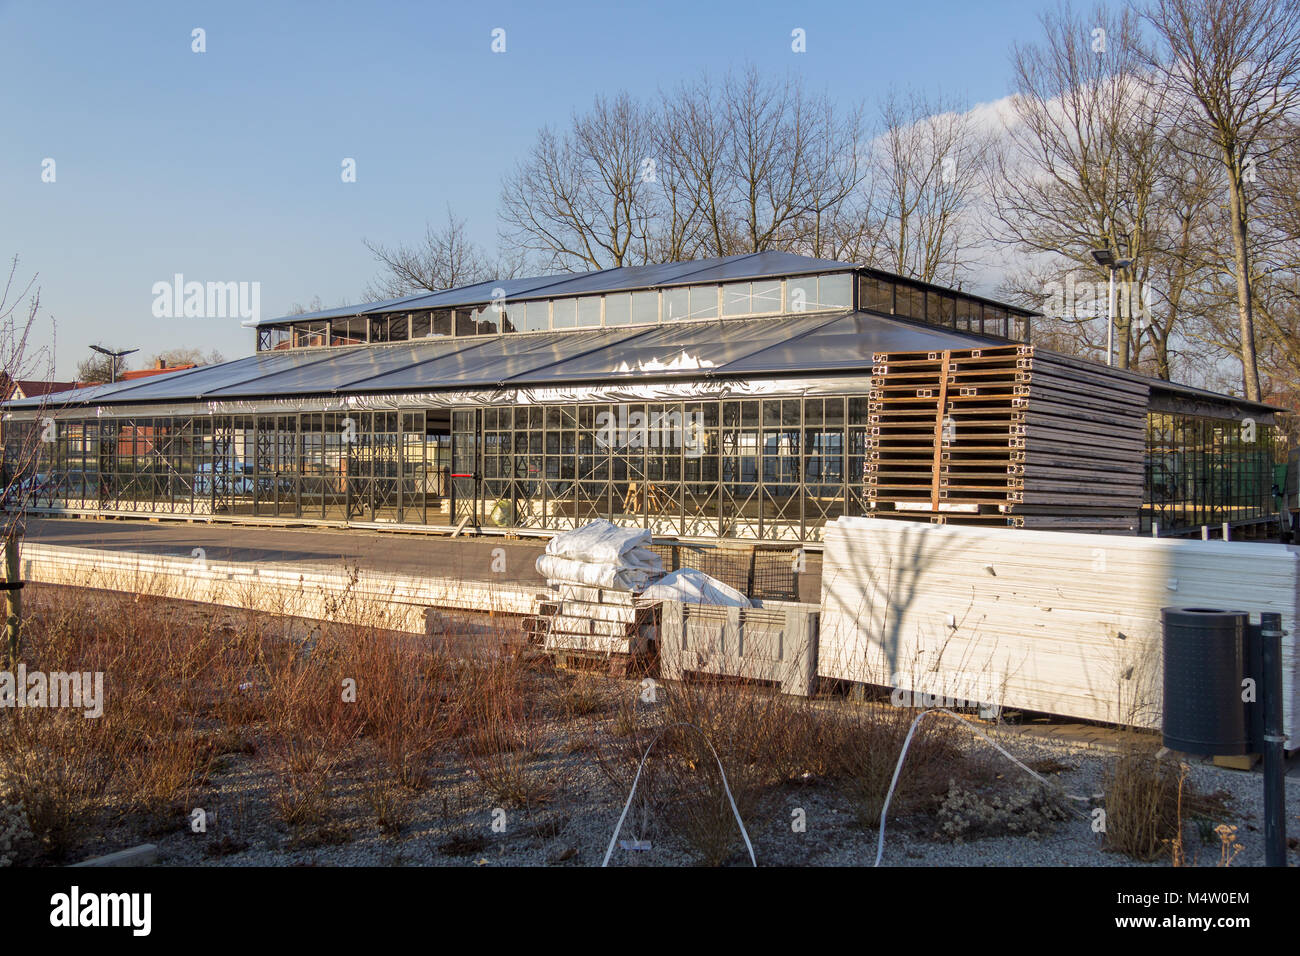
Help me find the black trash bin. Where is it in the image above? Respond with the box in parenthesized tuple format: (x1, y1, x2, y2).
(1161, 607, 1249, 756)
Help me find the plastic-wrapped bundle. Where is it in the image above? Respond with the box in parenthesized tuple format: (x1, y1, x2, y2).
(543, 519, 663, 573)
(639, 567, 751, 608)
(535, 553, 656, 592)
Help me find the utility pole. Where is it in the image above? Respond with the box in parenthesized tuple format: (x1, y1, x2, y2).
(88, 344, 138, 384)
(1090, 248, 1132, 368)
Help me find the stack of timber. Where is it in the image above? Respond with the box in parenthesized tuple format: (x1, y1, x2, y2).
(818, 516, 1299, 741)
(538, 583, 658, 675)
(865, 344, 1148, 533)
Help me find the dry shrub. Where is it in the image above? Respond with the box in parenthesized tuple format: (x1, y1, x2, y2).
(594, 679, 809, 865)
(0, 710, 114, 860)
(550, 672, 607, 719)
(363, 776, 411, 836)
(338, 628, 460, 789)
(1102, 742, 1231, 862)
(824, 703, 979, 827)
(458, 655, 551, 808)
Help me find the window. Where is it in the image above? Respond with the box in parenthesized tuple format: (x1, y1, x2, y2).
(790, 273, 853, 313)
(430, 310, 453, 337)
(455, 307, 481, 336)
(552, 298, 577, 329)
(751, 281, 781, 313)
(476, 306, 501, 335)
(388, 314, 409, 341)
(663, 287, 690, 321)
(525, 300, 549, 332)
(259, 326, 293, 351)
(955, 296, 979, 331)
(819, 273, 853, 308)
(934, 292, 956, 327)
(631, 290, 658, 324)
(787, 276, 816, 313)
(722, 282, 751, 316)
(985, 305, 1009, 337)
(604, 293, 631, 326)
(293, 322, 327, 348)
(409, 311, 432, 339)
(895, 285, 924, 319)
(577, 297, 601, 327)
(688, 286, 718, 319)
(330, 317, 367, 345)
(860, 275, 894, 314)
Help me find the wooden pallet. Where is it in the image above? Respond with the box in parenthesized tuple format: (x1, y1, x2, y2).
(864, 345, 1148, 532)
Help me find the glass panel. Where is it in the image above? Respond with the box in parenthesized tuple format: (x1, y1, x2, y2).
(751, 281, 781, 313)
(688, 286, 718, 319)
(330, 317, 366, 346)
(431, 310, 453, 336)
(456, 307, 480, 336)
(722, 282, 751, 317)
(861, 275, 895, 313)
(631, 290, 659, 325)
(787, 276, 816, 314)
(663, 287, 689, 321)
(605, 293, 631, 326)
(525, 300, 549, 332)
(819, 273, 853, 308)
(576, 296, 601, 327)
(552, 298, 577, 329)
(409, 311, 431, 339)
(388, 314, 409, 341)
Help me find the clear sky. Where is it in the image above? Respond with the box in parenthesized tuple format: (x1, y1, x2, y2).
(2, 0, 1103, 379)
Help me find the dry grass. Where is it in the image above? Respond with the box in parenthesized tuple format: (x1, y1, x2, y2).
(2, 583, 1031, 867)
(594, 678, 990, 865)
(1102, 740, 1232, 862)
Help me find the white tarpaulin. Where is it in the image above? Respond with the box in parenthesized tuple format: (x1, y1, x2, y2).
(543, 519, 663, 572)
(535, 553, 657, 592)
(639, 568, 751, 608)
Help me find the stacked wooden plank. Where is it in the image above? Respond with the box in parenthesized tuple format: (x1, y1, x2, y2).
(864, 345, 1148, 533)
(540, 583, 657, 669)
(818, 516, 1299, 742)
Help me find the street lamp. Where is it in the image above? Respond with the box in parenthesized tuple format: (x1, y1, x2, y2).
(1091, 248, 1133, 367)
(88, 345, 138, 384)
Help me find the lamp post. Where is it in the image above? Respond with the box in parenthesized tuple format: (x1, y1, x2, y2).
(1090, 248, 1132, 367)
(88, 345, 138, 384)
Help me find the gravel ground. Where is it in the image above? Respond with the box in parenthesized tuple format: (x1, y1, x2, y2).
(68, 696, 1298, 869)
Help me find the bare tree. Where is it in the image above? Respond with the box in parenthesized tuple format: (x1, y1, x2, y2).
(500, 93, 659, 270)
(1141, 0, 1300, 400)
(363, 207, 497, 299)
(870, 88, 991, 286)
(990, 3, 1175, 370)
(147, 347, 224, 368)
(76, 346, 131, 385)
(0, 256, 56, 664)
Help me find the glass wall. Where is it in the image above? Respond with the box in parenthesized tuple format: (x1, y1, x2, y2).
(11, 397, 1273, 544)
(857, 274, 1031, 343)
(8, 412, 450, 526)
(463, 396, 861, 541)
(1144, 411, 1279, 533)
(256, 272, 858, 351)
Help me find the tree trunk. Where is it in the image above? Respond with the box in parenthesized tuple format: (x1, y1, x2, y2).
(1226, 174, 1262, 401)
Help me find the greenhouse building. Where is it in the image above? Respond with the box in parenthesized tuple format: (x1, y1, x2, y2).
(1, 253, 1284, 542)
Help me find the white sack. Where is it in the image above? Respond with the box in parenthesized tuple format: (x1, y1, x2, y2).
(545, 520, 663, 572)
(535, 553, 657, 592)
(639, 567, 751, 608)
